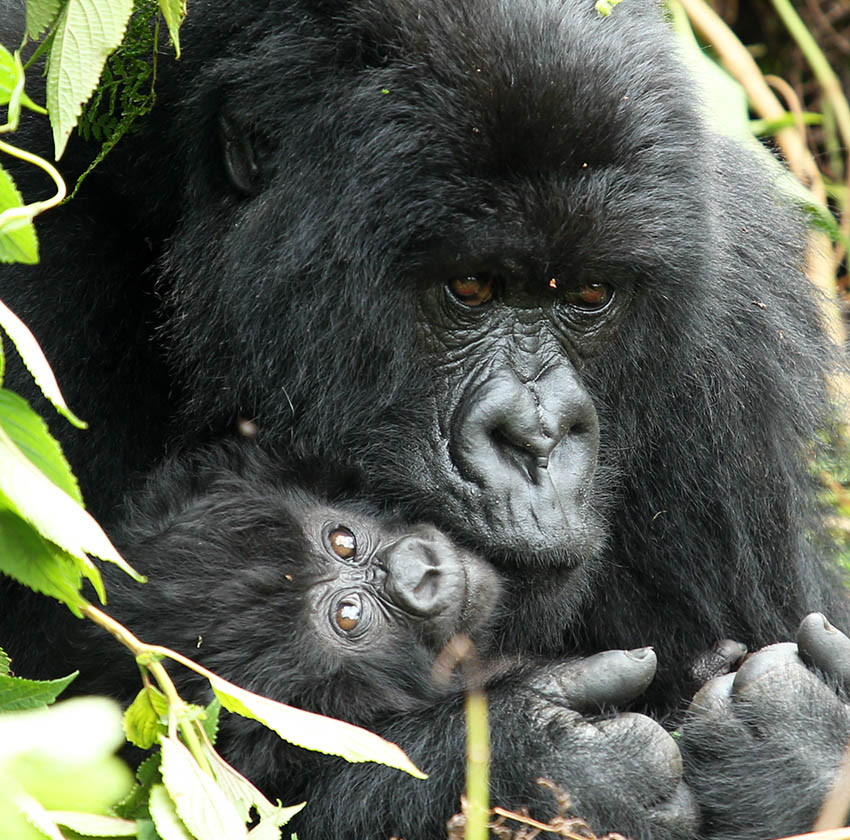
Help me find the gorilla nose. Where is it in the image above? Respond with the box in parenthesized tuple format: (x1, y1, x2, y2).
(451, 365, 598, 488)
(383, 533, 456, 616)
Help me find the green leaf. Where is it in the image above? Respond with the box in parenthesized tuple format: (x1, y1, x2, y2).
(201, 741, 305, 831)
(26, 0, 62, 40)
(0, 389, 83, 502)
(158, 0, 186, 58)
(0, 298, 86, 428)
(0, 645, 10, 676)
(201, 696, 221, 746)
(0, 509, 87, 615)
(207, 672, 426, 778)
(46, 0, 134, 159)
(113, 754, 161, 822)
(0, 669, 77, 712)
(0, 45, 44, 126)
(148, 784, 194, 840)
(8, 792, 66, 840)
(49, 811, 137, 836)
(0, 419, 143, 586)
(123, 686, 168, 749)
(0, 165, 38, 264)
(159, 735, 248, 840)
(0, 696, 132, 813)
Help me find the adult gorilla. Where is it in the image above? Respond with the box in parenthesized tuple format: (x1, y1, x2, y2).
(1, 0, 849, 838)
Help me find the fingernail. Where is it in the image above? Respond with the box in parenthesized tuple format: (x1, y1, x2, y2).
(820, 614, 837, 633)
(627, 646, 653, 660)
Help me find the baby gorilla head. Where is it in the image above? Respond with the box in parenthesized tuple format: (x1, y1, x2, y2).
(267, 490, 503, 718)
(298, 505, 499, 650)
(95, 443, 503, 727)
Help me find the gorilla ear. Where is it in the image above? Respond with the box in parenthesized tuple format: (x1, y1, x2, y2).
(218, 110, 263, 196)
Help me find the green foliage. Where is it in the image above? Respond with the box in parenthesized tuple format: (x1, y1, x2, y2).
(0, 667, 77, 713)
(0, 696, 135, 840)
(0, 0, 187, 264)
(0, 164, 37, 263)
(595, 0, 624, 17)
(45, 0, 135, 159)
(74, 0, 161, 195)
(124, 686, 170, 750)
(209, 668, 427, 777)
(0, 301, 142, 616)
(25, 0, 62, 40)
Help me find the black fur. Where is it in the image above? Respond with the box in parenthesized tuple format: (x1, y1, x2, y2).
(1, 0, 848, 837)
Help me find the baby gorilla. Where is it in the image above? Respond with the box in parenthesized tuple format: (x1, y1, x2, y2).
(83, 442, 504, 729)
(74, 442, 666, 805)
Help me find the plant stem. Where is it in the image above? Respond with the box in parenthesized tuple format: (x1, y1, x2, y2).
(0, 138, 66, 227)
(82, 603, 213, 776)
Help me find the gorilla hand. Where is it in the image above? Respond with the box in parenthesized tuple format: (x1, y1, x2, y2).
(679, 614, 850, 840)
(499, 649, 699, 839)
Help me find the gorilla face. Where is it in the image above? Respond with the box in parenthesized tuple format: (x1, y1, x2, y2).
(409, 272, 627, 560)
(297, 505, 504, 655)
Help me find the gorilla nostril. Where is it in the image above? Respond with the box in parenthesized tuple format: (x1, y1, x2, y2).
(413, 568, 441, 603)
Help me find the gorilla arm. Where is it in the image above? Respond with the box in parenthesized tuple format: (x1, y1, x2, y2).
(282, 649, 698, 840)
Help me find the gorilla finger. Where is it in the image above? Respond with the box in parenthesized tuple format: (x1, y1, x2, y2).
(541, 648, 657, 712)
(689, 639, 748, 685)
(595, 713, 683, 798)
(732, 642, 802, 695)
(648, 781, 700, 834)
(686, 673, 735, 717)
(797, 613, 850, 688)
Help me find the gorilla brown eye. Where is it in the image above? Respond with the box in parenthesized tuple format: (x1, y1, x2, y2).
(563, 283, 612, 311)
(448, 275, 494, 306)
(334, 596, 362, 633)
(329, 527, 356, 560)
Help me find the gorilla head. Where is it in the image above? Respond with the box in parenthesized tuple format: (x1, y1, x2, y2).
(96, 445, 503, 723)
(153, 0, 703, 576)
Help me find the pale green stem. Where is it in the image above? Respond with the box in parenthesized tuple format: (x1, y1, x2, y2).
(464, 689, 490, 840)
(82, 603, 213, 777)
(0, 138, 66, 228)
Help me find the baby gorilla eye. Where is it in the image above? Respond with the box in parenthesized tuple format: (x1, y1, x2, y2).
(562, 282, 612, 311)
(448, 275, 494, 306)
(329, 527, 356, 560)
(334, 595, 363, 633)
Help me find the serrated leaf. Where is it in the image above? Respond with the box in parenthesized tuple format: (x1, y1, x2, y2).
(46, 0, 134, 159)
(49, 811, 137, 836)
(200, 740, 305, 830)
(0, 645, 10, 676)
(207, 672, 426, 778)
(113, 754, 161, 822)
(0, 420, 143, 587)
(0, 509, 87, 615)
(201, 697, 221, 746)
(26, 0, 62, 40)
(9, 791, 65, 840)
(135, 818, 160, 840)
(158, 0, 186, 58)
(159, 736, 248, 840)
(0, 669, 76, 712)
(123, 687, 167, 750)
(148, 784, 193, 840)
(0, 299, 85, 428)
(0, 165, 38, 264)
(0, 389, 82, 502)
